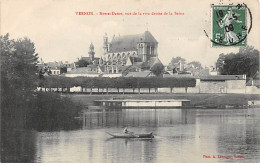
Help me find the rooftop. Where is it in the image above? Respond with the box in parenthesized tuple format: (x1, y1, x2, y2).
(66, 67, 99, 74)
(108, 31, 158, 53)
(200, 75, 246, 81)
(125, 71, 152, 77)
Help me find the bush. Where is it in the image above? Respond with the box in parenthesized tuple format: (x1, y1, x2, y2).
(26, 92, 82, 131)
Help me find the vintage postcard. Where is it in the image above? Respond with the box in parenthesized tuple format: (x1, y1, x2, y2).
(1, 0, 260, 163)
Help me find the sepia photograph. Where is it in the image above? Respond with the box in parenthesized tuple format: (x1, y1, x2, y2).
(1, 0, 260, 163)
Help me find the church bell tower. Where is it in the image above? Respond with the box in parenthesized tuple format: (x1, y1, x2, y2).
(103, 33, 109, 54)
(88, 42, 95, 61)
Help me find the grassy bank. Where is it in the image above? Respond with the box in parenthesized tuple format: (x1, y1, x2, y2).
(68, 93, 260, 108)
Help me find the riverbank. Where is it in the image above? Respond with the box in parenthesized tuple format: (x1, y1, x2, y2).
(67, 93, 260, 109)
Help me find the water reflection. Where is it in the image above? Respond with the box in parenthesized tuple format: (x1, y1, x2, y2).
(216, 110, 260, 162)
(1, 108, 260, 162)
(1, 129, 37, 162)
(82, 109, 196, 129)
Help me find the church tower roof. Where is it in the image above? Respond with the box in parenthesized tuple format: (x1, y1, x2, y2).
(89, 42, 94, 49)
(108, 31, 158, 53)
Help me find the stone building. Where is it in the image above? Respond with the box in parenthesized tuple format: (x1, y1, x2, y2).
(199, 75, 247, 94)
(79, 42, 100, 65)
(99, 31, 162, 74)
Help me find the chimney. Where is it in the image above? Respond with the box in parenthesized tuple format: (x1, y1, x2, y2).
(179, 61, 184, 71)
(243, 74, 246, 80)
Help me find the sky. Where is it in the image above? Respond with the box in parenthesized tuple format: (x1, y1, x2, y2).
(1, 0, 259, 67)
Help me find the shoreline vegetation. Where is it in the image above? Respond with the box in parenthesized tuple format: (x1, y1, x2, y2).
(26, 92, 82, 131)
(1, 34, 82, 132)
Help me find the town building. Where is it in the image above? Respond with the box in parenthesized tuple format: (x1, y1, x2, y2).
(166, 60, 200, 76)
(50, 67, 61, 75)
(37, 59, 76, 76)
(64, 67, 100, 77)
(125, 71, 153, 77)
(199, 75, 247, 94)
(246, 71, 260, 94)
(62, 61, 76, 71)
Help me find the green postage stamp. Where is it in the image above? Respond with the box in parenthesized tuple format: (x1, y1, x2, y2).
(212, 4, 247, 46)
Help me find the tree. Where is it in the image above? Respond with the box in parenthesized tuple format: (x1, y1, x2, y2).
(167, 57, 186, 72)
(217, 46, 259, 77)
(170, 56, 186, 65)
(77, 59, 89, 67)
(60, 67, 67, 74)
(187, 61, 202, 69)
(1, 34, 39, 98)
(1, 34, 39, 129)
(172, 67, 177, 73)
(216, 53, 225, 70)
(151, 63, 165, 76)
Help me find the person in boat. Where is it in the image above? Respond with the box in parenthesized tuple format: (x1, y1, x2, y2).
(124, 127, 135, 135)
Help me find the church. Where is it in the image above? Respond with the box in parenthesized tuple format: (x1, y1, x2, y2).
(80, 42, 100, 65)
(98, 30, 163, 76)
(67, 30, 163, 77)
(102, 30, 158, 64)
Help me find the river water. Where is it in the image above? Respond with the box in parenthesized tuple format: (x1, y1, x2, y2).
(2, 108, 260, 163)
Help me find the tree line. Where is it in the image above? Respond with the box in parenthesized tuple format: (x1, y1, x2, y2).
(216, 46, 259, 78)
(39, 76, 196, 90)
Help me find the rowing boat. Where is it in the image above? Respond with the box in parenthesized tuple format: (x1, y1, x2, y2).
(106, 132, 154, 138)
